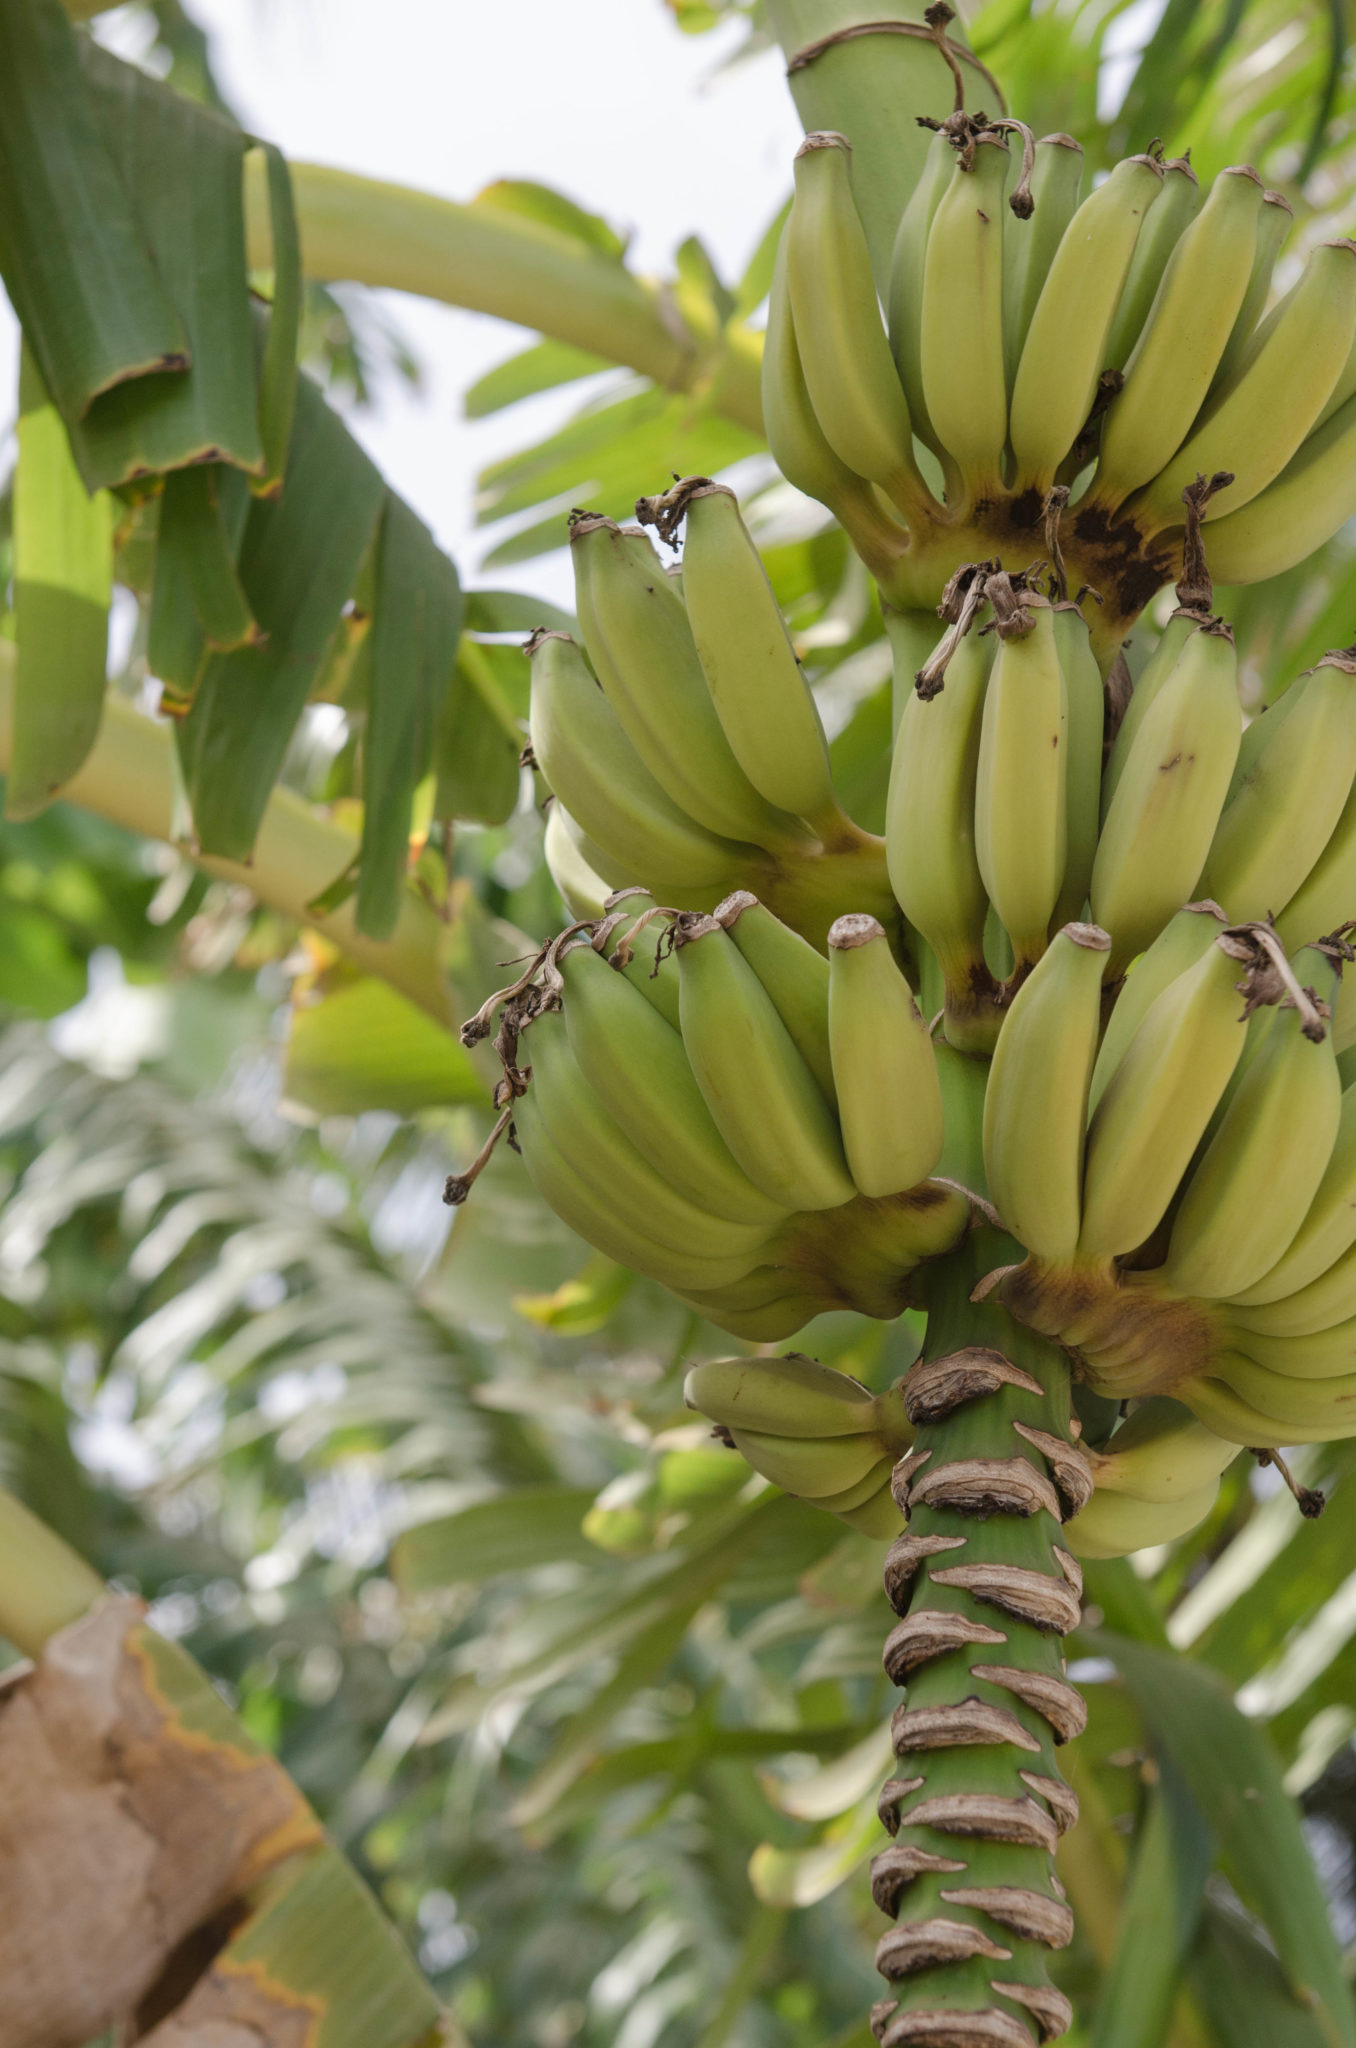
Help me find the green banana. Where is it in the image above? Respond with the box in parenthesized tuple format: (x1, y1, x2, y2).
(1181, 1369, 1356, 1447)
(1207, 186, 1292, 394)
(1092, 165, 1266, 511)
(974, 591, 1067, 971)
(1204, 390, 1356, 585)
(1002, 132, 1085, 390)
(677, 482, 841, 832)
(787, 133, 927, 516)
(1102, 156, 1202, 373)
(919, 131, 1012, 501)
(556, 940, 789, 1226)
(826, 913, 944, 1198)
(1086, 1397, 1241, 1501)
(1200, 649, 1356, 921)
(1276, 766, 1356, 951)
(1164, 945, 1342, 1298)
(1131, 237, 1356, 531)
(1230, 1232, 1356, 1336)
(1228, 1083, 1356, 1308)
(1052, 599, 1106, 929)
(1009, 152, 1165, 494)
(527, 631, 749, 895)
(727, 1426, 889, 1500)
(1089, 902, 1229, 1114)
(570, 517, 804, 852)
(888, 122, 963, 467)
(1079, 933, 1254, 1259)
(1213, 1347, 1356, 1425)
(676, 1272, 836, 1343)
(543, 803, 610, 921)
(675, 915, 856, 1211)
(1101, 607, 1211, 818)
(835, 1482, 905, 1539)
(1067, 1478, 1225, 1560)
(715, 891, 835, 1103)
(1090, 619, 1242, 975)
(685, 1353, 879, 1436)
(983, 921, 1110, 1259)
(1228, 1307, 1356, 1380)
(885, 615, 993, 1007)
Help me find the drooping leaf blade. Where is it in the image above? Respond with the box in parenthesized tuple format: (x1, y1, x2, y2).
(252, 139, 302, 495)
(284, 974, 485, 1118)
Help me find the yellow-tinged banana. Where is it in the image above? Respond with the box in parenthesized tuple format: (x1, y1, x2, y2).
(1009, 152, 1164, 494)
(527, 631, 749, 894)
(827, 913, 944, 1198)
(1207, 186, 1292, 394)
(715, 891, 834, 1104)
(1102, 156, 1201, 373)
(787, 133, 927, 515)
(676, 482, 840, 832)
(1276, 769, 1356, 951)
(1212, 1348, 1356, 1430)
(684, 1352, 887, 1437)
(1204, 391, 1356, 585)
(557, 941, 789, 1226)
(1101, 607, 1209, 818)
(1201, 648, 1356, 921)
(1067, 1479, 1225, 1560)
(1227, 1310, 1356, 1381)
(1164, 944, 1342, 1298)
(1093, 166, 1265, 510)
(1087, 1398, 1241, 1502)
(1089, 901, 1229, 1114)
(1090, 618, 1242, 975)
(920, 132, 1011, 501)
(974, 590, 1067, 971)
(570, 517, 803, 852)
(1053, 599, 1105, 929)
(677, 1273, 835, 1343)
(1229, 1083, 1356, 1308)
(885, 614, 993, 1001)
(1230, 1232, 1356, 1336)
(1002, 132, 1085, 389)
(1181, 1370, 1356, 1448)
(676, 915, 855, 1212)
(1079, 932, 1254, 1259)
(728, 1427, 888, 1501)
(1131, 238, 1356, 531)
(888, 123, 964, 465)
(837, 1483, 906, 1538)
(984, 922, 1110, 1258)
(544, 803, 610, 921)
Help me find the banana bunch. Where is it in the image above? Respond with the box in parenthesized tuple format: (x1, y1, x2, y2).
(769, 117, 1356, 629)
(529, 483, 895, 952)
(456, 903, 970, 1341)
(683, 1354, 912, 1537)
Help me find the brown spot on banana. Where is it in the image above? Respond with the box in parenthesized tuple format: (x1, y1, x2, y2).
(882, 1610, 1009, 1683)
(894, 1791, 1061, 1852)
(904, 1349, 1044, 1423)
(970, 1665, 1088, 1743)
(891, 1699, 1043, 1758)
(928, 1562, 1081, 1634)
(875, 1922, 1013, 1979)
(939, 1885, 1074, 1948)
(883, 1532, 968, 1612)
(870, 1845, 968, 1918)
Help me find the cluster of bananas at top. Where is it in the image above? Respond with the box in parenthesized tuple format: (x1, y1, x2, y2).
(770, 116, 1356, 631)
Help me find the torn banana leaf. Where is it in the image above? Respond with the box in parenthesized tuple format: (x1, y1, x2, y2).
(284, 971, 484, 1117)
(148, 462, 259, 711)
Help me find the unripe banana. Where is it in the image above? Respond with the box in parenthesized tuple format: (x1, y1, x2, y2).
(1164, 946, 1342, 1298)
(1066, 1478, 1225, 1560)
(557, 941, 789, 1226)
(1181, 1369, 1353, 1448)
(677, 482, 840, 832)
(888, 123, 965, 467)
(1101, 608, 1208, 818)
(684, 1353, 880, 1437)
(983, 922, 1110, 1259)
(1002, 132, 1085, 389)
(1207, 187, 1292, 393)
(1086, 1397, 1241, 1502)
(920, 133, 1011, 500)
(1131, 238, 1356, 531)
(1228, 1083, 1356, 1308)
(727, 1424, 893, 1500)
(1089, 901, 1229, 1114)
(676, 916, 855, 1212)
(527, 631, 749, 894)
(1203, 391, 1356, 586)
(715, 891, 834, 1103)
(1200, 649, 1356, 922)
(813, 1455, 898, 1515)
(1090, 619, 1242, 975)
(974, 592, 1067, 971)
(1009, 152, 1165, 494)
(570, 517, 803, 852)
(1102, 156, 1201, 373)
(607, 915, 684, 1029)
(885, 616, 993, 999)
(1275, 754, 1356, 953)
(1052, 600, 1105, 929)
(1091, 166, 1265, 511)
(1079, 934, 1253, 1259)
(836, 1482, 905, 1539)
(544, 803, 611, 920)
(1230, 1231, 1356, 1336)
(827, 913, 944, 1198)
(1212, 1348, 1356, 1429)
(787, 133, 926, 514)
(677, 1272, 836, 1343)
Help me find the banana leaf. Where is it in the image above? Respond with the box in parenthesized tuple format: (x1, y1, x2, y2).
(283, 973, 485, 1117)
(1089, 1762, 1214, 2048)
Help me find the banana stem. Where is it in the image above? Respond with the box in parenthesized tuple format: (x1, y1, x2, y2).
(873, 1230, 1087, 2048)
(0, 1487, 104, 1659)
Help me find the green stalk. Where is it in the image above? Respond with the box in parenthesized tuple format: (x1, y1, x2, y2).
(0, 1485, 104, 1657)
(242, 157, 764, 436)
(763, 1, 990, 284)
(0, 643, 455, 1026)
(873, 1229, 1087, 2047)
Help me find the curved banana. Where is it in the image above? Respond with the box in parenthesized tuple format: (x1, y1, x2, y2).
(1092, 166, 1265, 511)
(1090, 618, 1242, 975)
(556, 940, 790, 1226)
(1229, 1083, 1356, 1308)
(1102, 156, 1201, 373)
(1079, 932, 1254, 1259)
(974, 591, 1067, 971)
(1086, 1398, 1242, 1502)
(1230, 1229, 1356, 1336)
(888, 123, 964, 466)
(1201, 648, 1356, 922)
(1180, 1370, 1356, 1448)
(1067, 1479, 1225, 1560)
(1101, 607, 1210, 818)
(544, 803, 611, 921)
(684, 1353, 882, 1436)
(715, 891, 834, 1104)
(1131, 237, 1356, 532)
(676, 915, 856, 1212)
(527, 631, 750, 894)
(1088, 901, 1229, 1114)
(984, 922, 1110, 1258)
(1009, 152, 1165, 494)
(920, 132, 1012, 502)
(1204, 390, 1356, 586)
(1276, 768, 1356, 950)
(1053, 599, 1106, 929)
(677, 482, 841, 832)
(676, 1271, 836, 1343)
(827, 913, 944, 1198)
(1002, 132, 1085, 389)
(1207, 186, 1292, 394)
(1212, 1347, 1356, 1428)
(787, 132, 927, 517)
(1164, 945, 1342, 1298)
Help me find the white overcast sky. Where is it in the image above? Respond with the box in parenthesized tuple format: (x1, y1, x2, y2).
(0, 1, 804, 605)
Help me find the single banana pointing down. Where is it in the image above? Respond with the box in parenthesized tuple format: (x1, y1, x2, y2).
(827, 913, 944, 1198)
(920, 131, 1012, 503)
(714, 891, 835, 1105)
(974, 589, 1067, 972)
